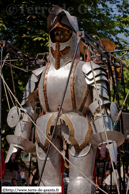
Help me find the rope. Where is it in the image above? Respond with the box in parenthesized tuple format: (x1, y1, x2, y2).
(2, 53, 9, 68)
(7, 86, 15, 107)
(5, 62, 30, 72)
(3, 80, 10, 110)
(0, 73, 108, 194)
(1, 54, 11, 110)
(1, 55, 15, 106)
(88, 49, 120, 194)
(9, 55, 17, 102)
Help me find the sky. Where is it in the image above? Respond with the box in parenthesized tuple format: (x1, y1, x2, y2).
(108, 1, 129, 43)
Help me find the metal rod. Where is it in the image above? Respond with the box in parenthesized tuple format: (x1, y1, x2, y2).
(83, 36, 109, 60)
(0, 46, 3, 186)
(110, 168, 112, 194)
(38, 33, 82, 186)
(121, 61, 126, 98)
(29, 153, 32, 178)
(83, 33, 116, 86)
(2, 59, 20, 62)
(95, 49, 129, 54)
(120, 52, 127, 60)
(83, 35, 129, 54)
(29, 127, 35, 177)
(85, 32, 108, 53)
(108, 49, 129, 53)
(110, 52, 119, 105)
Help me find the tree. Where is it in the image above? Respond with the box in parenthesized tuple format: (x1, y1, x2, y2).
(0, 0, 129, 159)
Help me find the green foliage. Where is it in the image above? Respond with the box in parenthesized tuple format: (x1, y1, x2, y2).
(119, 60, 129, 108)
(0, 0, 129, 51)
(17, 182, 25, 186)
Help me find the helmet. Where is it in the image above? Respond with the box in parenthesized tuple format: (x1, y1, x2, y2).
(47, 5, 80, 69)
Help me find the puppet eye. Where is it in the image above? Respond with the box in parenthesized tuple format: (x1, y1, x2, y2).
(66, 30, 71, 34)
(54, 31, 60, 36)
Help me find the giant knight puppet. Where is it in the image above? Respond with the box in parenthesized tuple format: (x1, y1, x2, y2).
(5, 5, 124, 194)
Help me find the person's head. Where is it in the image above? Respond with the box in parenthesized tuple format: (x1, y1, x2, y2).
(10, 147, 21, 163)
(22, 178, 26, 184)
(12, 178, 17, 186)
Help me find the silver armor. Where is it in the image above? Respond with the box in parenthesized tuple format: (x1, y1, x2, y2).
(5, 5, 125, 194)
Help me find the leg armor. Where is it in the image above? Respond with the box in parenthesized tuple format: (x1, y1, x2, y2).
(68, 145, 96, 194)
(59, 113, 97, 194)
(36, 114, 62, 193)
(36, 138, 62, 187)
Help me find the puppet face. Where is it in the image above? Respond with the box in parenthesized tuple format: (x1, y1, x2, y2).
(49, 16, 79, 70)
(51, 27, 72, 43)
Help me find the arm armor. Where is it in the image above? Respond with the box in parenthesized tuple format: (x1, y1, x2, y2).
(82, 62, 124, 164)
(82, 61, 110, 116)
(5, 67, 45, 163)
(21, 66, 45, 106)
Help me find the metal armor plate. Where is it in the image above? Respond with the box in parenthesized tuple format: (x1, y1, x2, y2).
(38, 61, 92, 113)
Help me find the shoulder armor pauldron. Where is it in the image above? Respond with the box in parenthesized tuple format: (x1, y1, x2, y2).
(82, 62, 110, 113)
(21, 66, 45, 106)
(82, 62, 108, 85)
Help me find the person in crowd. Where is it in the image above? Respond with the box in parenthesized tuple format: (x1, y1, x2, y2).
(17, 171, 22, 182)
(12, 178, 17, 186)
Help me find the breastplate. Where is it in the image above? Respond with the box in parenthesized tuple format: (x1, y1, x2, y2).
(38, 60, 91, 113)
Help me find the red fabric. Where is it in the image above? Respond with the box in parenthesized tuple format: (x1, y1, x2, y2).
(0, 149, 6, 179)
(86, 54, 90, 62)
(61, 157, 65, 194)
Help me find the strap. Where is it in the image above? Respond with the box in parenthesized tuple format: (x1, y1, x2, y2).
(45, 113, 58, 148)
(35, 128, 47, 151)
(70, 59, 79, 109)
(35, 113, 92, 155)
(60, 114, 92, 155)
